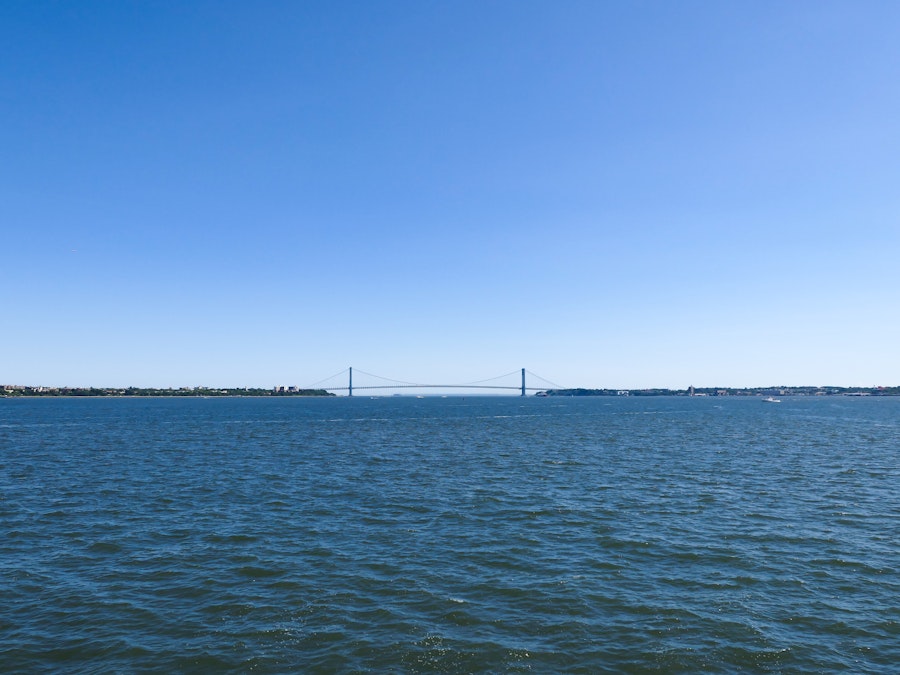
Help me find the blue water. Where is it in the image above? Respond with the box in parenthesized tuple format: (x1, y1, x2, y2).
(2, 396, 899, 673)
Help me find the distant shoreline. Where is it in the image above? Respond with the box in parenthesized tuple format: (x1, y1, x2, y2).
(539, 386, 899, 397)
(1, 387, 335, 398)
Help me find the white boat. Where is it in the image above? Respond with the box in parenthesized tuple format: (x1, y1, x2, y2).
(762, 396, 781, 403)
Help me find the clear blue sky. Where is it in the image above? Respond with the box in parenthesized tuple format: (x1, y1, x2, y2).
(3, 1, 899, 389)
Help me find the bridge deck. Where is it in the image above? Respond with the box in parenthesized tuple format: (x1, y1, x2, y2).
(326, 384, 546, 391)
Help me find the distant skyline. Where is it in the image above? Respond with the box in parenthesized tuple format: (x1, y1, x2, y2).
(4, 1, 899, 389)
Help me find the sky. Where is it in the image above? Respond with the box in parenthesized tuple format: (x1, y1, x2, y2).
(3, 1, 899, 390)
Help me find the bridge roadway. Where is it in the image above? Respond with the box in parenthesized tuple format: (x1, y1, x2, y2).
(326, 384, 547, 392)
(312, 368, 559, 397)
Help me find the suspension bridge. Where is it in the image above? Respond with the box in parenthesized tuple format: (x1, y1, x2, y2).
(302, 368, 564, 396)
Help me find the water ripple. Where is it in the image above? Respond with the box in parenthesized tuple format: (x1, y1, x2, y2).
(2, 396, 900, 672)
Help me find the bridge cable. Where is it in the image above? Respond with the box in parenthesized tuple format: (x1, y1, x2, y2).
(304, 367, 350, 389)
(457, 369, 523, 386)
(355, 368, 525, 388)
(525, 370, 566, 390)
(306, 367, 565, 391)
(351, 369, 429, 387)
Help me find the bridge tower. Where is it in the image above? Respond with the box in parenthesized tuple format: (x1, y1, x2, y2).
(521, 368, 526, 396)
(349, 367, 353, 397)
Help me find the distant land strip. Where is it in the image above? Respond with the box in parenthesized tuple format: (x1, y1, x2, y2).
(1, 386, 334, 397)
(3, 385, 899, 397)
(542, 386, 900, 397)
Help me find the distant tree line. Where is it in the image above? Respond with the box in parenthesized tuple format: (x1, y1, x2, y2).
(2, 386, 335, 397)
(541, 386, 900, 397)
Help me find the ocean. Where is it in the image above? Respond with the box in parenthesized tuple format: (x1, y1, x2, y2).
(2, 395, 899, 673)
